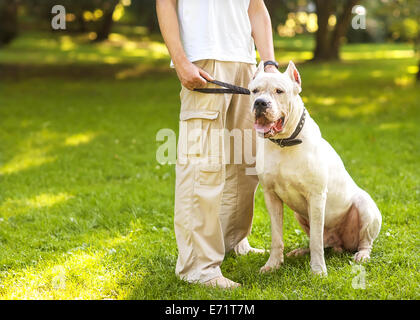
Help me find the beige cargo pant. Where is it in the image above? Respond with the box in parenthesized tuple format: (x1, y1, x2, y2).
(174, 60, 259, 283)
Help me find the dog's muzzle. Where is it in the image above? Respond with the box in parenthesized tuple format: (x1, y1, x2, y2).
(253, 98, 270, 118)
(253, 99, 286, 137)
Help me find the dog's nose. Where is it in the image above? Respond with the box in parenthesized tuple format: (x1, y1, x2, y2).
(254, 99, 269, 116)
(254, 98, 268, 109)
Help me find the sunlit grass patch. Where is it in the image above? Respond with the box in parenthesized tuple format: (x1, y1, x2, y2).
(0, 193, 73, 218)
(65, 132, 98, 146)
(0, 250, 123, 300)
(342, 49, 415, 60)
(376, 122, 416, 131)
(0, 150, 56, 175)
(0, 32, 170, 66)
(0, 129, 100, 175)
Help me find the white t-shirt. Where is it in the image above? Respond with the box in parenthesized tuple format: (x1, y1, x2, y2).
(172, 0, 257, 66)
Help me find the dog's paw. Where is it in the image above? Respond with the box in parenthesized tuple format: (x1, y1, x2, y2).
(354, 250, 370, 263)
(286, 248, 310, 257)
(259, 259, 283, 273)
(310, 264, 327, 276)
(259, 264, 280, 273)
(234, 238, 266, 256)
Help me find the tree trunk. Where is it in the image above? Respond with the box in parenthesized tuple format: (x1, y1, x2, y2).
(313, 0, 334, 61)
(94, 0, 118, 42)
(77, 13, 87, 33)
(312, 0, 359, 61)
(0, 0, 19, 47)
(147, 11, 159, 33)
(330, 0, 359, 60)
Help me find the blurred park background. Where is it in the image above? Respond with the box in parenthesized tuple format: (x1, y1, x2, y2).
(0, 0, 419, 299)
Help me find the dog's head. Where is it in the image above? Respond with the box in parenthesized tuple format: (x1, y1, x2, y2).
(249, 61, 302, 138)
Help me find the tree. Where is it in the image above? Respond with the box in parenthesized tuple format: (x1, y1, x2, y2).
(20, 0, 121, 41)
(262, 0, 361, 61)
(264, 0, 293, 28)
(129, 0, 160, 34)
(376, 0, 419, 81)
(0, 0, 19, 47)
(313, 0, 359, 61)
(94, 0, 118, 42)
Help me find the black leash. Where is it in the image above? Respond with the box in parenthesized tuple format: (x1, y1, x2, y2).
(194, 79, 250, 95)
(268, 108, 306, 148)
(193, 60, 279, 94)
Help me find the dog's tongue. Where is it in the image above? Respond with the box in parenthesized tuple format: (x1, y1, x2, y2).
(254, 121, 273, 133)
(254, 118, 284, 134)
(273, 118, 283, 132)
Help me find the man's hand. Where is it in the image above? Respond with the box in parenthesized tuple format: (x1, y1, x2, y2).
(156, 0, 213, 91)
(264, 65, 279, 74)
(175, 60, 214, 90)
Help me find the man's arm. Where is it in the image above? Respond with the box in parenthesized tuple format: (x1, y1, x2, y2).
(156, 0, 213, 90)
(248, 0, 278, 73)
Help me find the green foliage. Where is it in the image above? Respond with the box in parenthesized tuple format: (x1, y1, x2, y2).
(371, 0, 420, 43)
(0, 32, 419, 299)
(390, 18, 419, 42)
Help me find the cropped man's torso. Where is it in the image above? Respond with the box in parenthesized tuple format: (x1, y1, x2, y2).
(175, 0, 257, 65)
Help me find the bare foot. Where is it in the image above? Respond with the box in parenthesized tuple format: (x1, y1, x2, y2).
(203, 276, 241, 289)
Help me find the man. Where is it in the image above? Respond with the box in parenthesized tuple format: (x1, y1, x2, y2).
(156, 0, 279, 289)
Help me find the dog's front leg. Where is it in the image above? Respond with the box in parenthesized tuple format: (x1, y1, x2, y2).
(308, 192, 327, 276)
(260, 191, 284, 273)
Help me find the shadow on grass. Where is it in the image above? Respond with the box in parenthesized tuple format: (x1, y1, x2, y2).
(0, 63, 173, 80)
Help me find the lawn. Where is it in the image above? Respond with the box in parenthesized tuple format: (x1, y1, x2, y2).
(0, 32, 419, 299)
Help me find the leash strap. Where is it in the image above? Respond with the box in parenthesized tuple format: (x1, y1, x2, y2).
(194, 79, 250, 95)
(268, 108, 306, 148)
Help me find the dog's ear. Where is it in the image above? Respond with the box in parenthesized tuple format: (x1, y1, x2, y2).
(286, 61, 302, 94)
(253, 61, 265, 80)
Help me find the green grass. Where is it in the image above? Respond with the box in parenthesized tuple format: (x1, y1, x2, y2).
(0, 32, 419, 299)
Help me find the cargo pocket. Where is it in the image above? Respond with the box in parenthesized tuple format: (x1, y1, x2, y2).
(198, 164, 222, 186)
(180, 110, 220, 121)
(178, 110, 220, 159)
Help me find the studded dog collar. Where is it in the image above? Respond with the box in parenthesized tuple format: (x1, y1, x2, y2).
(268, 108, 306, 148)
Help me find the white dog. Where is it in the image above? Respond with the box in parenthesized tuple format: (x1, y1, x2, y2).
(249, 61, 382, 275)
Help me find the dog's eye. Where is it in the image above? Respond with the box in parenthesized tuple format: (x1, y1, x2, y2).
(276, 89, 284, 94)
(252, 89, 259, 94)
